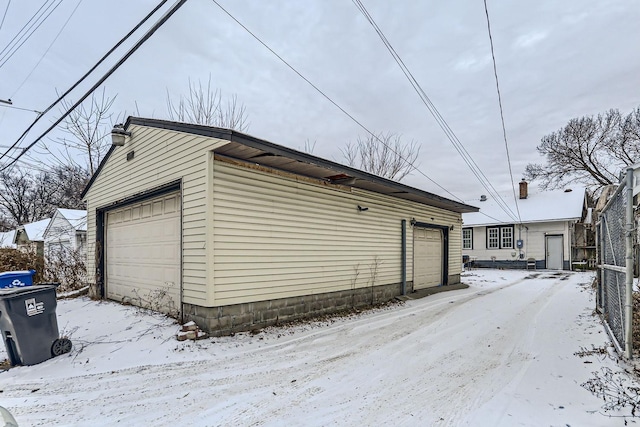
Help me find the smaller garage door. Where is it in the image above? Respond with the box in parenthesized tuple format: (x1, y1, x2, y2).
(414, 227, 443, 290)
(106, 192, 181, 316)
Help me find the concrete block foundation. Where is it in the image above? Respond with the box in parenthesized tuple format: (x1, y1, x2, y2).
(184, 274, 462, 336)
(184, 281, 406, 336)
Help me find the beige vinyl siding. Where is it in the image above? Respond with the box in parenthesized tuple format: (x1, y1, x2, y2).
(212, 160, 461, 306)
(84, 126, 228, 305)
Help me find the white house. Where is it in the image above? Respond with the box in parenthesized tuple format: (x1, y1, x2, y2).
(82, 117, 478, 335)
(0, 230, 16, 248)
(43, 208, 87, 257)
(13, 218, 51, 256)
(462, 180, 588, 270)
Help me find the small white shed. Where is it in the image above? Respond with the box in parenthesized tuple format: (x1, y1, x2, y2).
(82, 117, 478, 334)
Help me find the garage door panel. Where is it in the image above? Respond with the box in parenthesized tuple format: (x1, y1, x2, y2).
(106, 192, 181, 317)
(414, 227, 443, 290)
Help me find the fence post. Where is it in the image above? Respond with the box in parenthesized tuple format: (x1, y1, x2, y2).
(625, 167, 634, 359)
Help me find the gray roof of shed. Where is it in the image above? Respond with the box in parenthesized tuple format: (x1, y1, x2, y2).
(82, 117, 478, 214)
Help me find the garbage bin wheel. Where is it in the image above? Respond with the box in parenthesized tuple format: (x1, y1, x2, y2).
(51, 338, 72, 356)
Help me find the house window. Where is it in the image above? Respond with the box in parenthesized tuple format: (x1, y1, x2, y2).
(462, 228, 473, 250)
(488, 227, 499, 249)
(487, 226, 514, 249)
(501, 227, 513, 249)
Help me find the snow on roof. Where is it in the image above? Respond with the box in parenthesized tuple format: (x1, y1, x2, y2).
(462, 187, 585, 227)
(58, 208, 87, 231)
(21, 218, 51, 242)
(0, 230, 16, 248)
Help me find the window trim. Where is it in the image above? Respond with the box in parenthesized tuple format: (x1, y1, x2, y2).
(462, 228, 473, 250)
(501, 227, 513, 249)
(486, 225, 514, 249)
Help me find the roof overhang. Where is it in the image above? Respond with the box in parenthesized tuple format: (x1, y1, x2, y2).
(82, 117, 479, 214)
(463, 217, 582, 228)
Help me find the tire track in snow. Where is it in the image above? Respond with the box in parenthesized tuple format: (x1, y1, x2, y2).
(2, 273, 574, 426)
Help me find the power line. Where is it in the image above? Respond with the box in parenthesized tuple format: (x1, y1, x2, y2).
(0, 0, 173, 165)
(210, 0, 465, 204)
(0, 0, 11, 33)
(0, 1, 50, 57)
(0, 0, 187, 172)
(11, 0, 84, 98)
(482, 0, 522, 223)
(0, 103, 41, 114)
(0, 0, 62, 69)
(351, 0, 519, 223)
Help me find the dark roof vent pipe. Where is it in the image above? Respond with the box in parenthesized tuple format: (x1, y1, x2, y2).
(480, 195, 487, 202)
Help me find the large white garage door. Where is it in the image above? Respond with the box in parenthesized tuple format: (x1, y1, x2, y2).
(106, 192, 181, 316)
(413, 227, 443, 290)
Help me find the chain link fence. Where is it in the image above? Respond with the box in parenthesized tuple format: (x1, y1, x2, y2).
(598, 182, 630, 352)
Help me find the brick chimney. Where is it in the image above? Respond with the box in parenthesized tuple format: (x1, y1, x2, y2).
(519, 179, 528, 199)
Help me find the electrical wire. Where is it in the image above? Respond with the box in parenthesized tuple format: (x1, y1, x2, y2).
(210, 0, 465, 204)
(351, 0, 519, 223)
(0, 0, 188, 172)
(11, 0, 84, 98)
(0, 0, 11, 34)
(0, 0, 50, 58)
(483, 0, 522, 223)
(0, 103, 41, 114)
(0, 0, 62, 69)
(0, 0, 172, 165)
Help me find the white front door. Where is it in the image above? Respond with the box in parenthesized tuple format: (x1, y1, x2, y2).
(546, 235, 563, 270)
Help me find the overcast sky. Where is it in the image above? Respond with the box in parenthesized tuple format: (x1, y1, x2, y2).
(0, 0, 638, 203)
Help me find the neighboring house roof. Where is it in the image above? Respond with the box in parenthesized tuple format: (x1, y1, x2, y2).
(462, 187, 586, 227)
(16, 218, 51, 243)
(0, 230, 16, 248)
(57, 209, 87, 232)
(82, 117, 479, 214)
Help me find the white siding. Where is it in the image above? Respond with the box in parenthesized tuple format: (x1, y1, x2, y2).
(464, 221, 573, 264)
(84, 126, 228, 306)
(212, 160, 462, 306)
(44, 213, 74, 253)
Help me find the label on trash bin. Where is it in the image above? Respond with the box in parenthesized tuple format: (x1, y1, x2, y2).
(25, 298, 44, 316)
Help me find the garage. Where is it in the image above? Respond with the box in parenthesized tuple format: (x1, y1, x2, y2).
(413, 227, 443, 289)
(105, 192, 181, 316)
(83, 118, 478, 334)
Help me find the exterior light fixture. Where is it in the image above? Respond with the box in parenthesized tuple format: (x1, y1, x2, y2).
(111, 126, 131, 146)
(357, 205, 368, 212)
(0, 99, 12, 105)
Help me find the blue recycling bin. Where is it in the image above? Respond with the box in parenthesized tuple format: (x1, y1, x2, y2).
(0, 270, 36, 289)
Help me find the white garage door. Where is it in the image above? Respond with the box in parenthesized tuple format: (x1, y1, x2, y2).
(413, 227, 443, 290)
(106, 192, 181, 316)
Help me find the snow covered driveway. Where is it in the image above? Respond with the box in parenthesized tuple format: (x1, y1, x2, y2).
(0, 270, 632, 426)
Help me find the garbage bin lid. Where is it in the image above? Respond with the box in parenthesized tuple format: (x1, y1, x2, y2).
(0, 284, 56, 298)
(0, 269, 36, 278)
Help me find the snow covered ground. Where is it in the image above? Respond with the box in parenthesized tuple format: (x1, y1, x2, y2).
(0, 269, 637, 426)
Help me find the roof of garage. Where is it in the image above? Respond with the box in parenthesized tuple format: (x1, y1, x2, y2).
(82, 117, 478, 214)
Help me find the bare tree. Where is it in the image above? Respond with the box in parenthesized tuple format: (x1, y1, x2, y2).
(525, 107, 640, 193)
(303, 139, 316, 154)
(32, 88, 118, 176)
(0, 168, 51, 226)
(166, 75, 249, 131)
(341, 132, 420, 181)
(0, 165, 88, 227)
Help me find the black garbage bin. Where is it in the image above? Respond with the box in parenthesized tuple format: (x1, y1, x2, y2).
(0, 284, 71, 366)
